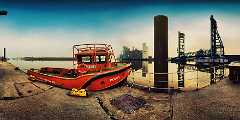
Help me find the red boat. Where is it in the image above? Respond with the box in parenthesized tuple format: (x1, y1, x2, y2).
(27, 44, 131, 91)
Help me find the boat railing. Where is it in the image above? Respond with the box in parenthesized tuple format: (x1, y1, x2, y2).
(73, 44, 109, 50)
(72, 43, 115, 65)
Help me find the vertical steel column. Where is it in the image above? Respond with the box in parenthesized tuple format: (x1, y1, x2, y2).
(177, 64, 184, 88)
(178, 32, 185, 58)
(210, 15, 225, 81)
(210, 15, 217, 60)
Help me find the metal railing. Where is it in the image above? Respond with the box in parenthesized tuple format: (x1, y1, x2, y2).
(127, 70, 215, 92)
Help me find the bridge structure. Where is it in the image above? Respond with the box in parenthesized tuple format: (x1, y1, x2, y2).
(173, 15, 228, 87)
(172, 15, 227, 65)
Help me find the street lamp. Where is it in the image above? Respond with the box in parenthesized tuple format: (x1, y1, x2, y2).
(0, 10, 7, 16)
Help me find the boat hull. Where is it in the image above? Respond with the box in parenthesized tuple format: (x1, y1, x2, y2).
(27, 65, 131, 91)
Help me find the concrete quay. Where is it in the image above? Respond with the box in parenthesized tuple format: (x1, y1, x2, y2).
(0, 62, 170, 120)
(2, 61, 240, 120)
(172, 78, 240, 120)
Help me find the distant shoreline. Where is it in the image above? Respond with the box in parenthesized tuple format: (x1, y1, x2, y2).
(20, 57, 74, 61)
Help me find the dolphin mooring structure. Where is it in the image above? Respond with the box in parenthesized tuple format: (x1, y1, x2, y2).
(154, 15, 168, 88)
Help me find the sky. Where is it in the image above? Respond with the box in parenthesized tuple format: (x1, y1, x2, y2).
(0, 0, 240, 58)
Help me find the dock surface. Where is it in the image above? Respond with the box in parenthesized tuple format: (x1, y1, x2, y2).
(1, 61, 240, 120)
(0, 62, 170, 120)
(0, 62, 28, 98)
(0, 62, 110, 120)
(173, 79, 240, 120)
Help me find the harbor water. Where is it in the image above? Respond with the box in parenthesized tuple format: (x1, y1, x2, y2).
(9, 59, 229, 91)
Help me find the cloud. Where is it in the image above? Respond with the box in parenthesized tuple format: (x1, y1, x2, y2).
(168, 14, 240, 56)
(0, 24, 94, 57)
(111, 13, 240, 57)
(0, 12, 240, 58)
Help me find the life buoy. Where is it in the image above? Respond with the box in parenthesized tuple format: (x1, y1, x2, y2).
(77, 64, 88, 74)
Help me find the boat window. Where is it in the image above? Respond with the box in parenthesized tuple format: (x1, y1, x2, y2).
(81, 56, 91, 63)
(100, 56, 106, 62)
(96, 55, 106, 63)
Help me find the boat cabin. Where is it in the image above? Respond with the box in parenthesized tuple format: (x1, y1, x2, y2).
(73, 44, 116, 73)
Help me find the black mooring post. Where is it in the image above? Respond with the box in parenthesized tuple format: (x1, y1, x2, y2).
(154, 15, 168, 88)
(3, 48, 6, 61)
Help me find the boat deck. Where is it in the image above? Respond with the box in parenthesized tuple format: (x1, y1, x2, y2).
(39, 63, 129, 78)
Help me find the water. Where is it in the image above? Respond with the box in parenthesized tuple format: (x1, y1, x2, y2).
(128, 61, 229, 91)
(9, 59, 229, 91)
(9, 59, 75, 71)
